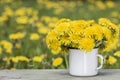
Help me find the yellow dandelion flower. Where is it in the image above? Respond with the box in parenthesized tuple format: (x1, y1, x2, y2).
(69, 34, 81, 46)
(51, 17, 58, 22)
(17, 56, 29, 62)
(48, 22, 56, 28)
(102, 27, 112, 40)
(4, 6, 13, 17)
(41, 16, 51, 23)
(9, 32, 25, 40)
(26, 8, 34, 16)
(35, 22, 43, 28)
(0, 15, 8, 22)
(54, 8, 63, 15)
(10, 68, 16, 70)
(0, 40, 13, 54)
(46, 30, 58, 45)
(6, 49, 12, 54)
(28, 16, 38, 24)
(86, 20, 95, 26)
(70, 21, 84, 34)
(60, 36, 70, 46)
(106, 1, 115, 8)
(56, 18, 70, 25)
(99, 18, 119, 38)
(84, 24, 103, 40)
(52, 57, 63, 67)
(79, 38, 95, 52)
(10, 57, 19, 63)
(111, 11, 119, 17)
(51, 47, 61, 55)
(16, 16, 28, 24)
(55, 22, 70, 35)
(38, 27, 49, 34)
(108, 56, 117, 65)
(33, 55, 44, 62)
(96, 1, 106, 10)
(30, 33, 40, 40)
(2, 0, 14, 3)
(17, 32, 26, 39)
(1, 40, 13, 49)
(99, 18, 111, 26)
(50, 40, 61, 54)
(9, 34, 18, 40)
(114, 51, 120, 57)
(103, 38, 118, 52)
(15, 8, 26, 16)
(109, 23, 119, 38)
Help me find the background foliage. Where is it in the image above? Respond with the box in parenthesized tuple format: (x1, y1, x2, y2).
(0, 0, 120, 69)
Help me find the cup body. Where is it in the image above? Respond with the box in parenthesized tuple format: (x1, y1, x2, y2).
(69, 49, 99, 76)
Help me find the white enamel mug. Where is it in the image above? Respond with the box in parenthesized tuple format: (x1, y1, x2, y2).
(69, 48, 104, 76)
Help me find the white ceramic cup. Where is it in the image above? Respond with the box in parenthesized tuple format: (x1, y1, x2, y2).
(69, 48, 104, 76)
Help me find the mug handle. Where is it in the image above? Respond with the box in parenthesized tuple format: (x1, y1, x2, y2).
(97, 54, 104, 70)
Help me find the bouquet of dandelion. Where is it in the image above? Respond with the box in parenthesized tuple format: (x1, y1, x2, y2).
(46, 18, 119, 54)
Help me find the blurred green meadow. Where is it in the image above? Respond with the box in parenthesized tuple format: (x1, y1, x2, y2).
(0, 0, 120, 69)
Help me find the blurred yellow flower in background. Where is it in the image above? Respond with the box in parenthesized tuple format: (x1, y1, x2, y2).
(54, 8, 63, 15)
(16, 16, 28, 24)
(35, 22, 43, 28)
(1, 0, 14, 3)
(0, 15, 8, 23)
(38, 27, 49, 34)
(111, 11, 119, 17)
(52, 57, 63, 67)
(10, 68, 16, 70)
(30, 33, 40, 40)
(0, 40, 13, 54)
(4, 6, 13, 17)
(10, 57, 19, 63)
(9, 32, 26, 40)
(6, 49, 12, 54)
(33, 55, 44, 62)
(114, 51, 120, 57)
(15, 7, 26, 16)
(106, 1, 115, 8)
(9, 56, 29, 63)
(108, 56, 117, 65)
(96, 1, 106, 10)
(41, 16, 51, 23)
(17, 56, 29, 62)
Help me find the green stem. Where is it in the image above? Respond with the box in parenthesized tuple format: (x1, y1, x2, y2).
(64, 53, 69, 69)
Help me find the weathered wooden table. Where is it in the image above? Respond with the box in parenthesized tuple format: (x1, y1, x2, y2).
(0, 69, 120, 80)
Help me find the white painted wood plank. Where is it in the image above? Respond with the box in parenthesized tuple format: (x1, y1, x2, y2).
(0, 69, 120, 80)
